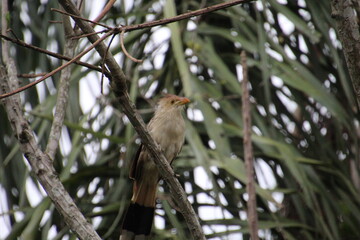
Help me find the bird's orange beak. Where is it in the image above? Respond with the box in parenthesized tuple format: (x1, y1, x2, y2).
(178, 97, 190, 105)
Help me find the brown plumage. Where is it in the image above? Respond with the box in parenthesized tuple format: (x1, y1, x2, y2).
(120, 94, 190, 240)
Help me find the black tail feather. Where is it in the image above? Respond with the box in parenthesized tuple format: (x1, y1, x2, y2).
(121, 202, 155, 239)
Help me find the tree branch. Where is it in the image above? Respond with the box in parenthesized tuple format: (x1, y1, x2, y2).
(0, 30, 114, 99)
(0, 66, 102, 240)
(118, 0, 252, 32)
(120, 29, 143, 63)
(331, 0, 360, 108)
(0, 0, 252, 100)
(91, 0, 116, 25)
(0, 33, 110, 77)
(45, 13, 78, 160)
(55, 0, 251, 34)
(241, 51, 259, 240)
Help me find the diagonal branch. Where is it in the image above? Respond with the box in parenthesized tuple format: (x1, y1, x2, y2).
(91, 0, 116, 25)
(0, 30, 114, 99)
(0, 66, 102, 240)
(0, 33, 110, 77)
(55, 0, 251, 33)
(51, 8, 112, 29)
(118, 0, 252, 32)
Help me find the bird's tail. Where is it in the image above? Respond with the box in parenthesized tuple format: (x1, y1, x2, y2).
(120, 180, 157, 240)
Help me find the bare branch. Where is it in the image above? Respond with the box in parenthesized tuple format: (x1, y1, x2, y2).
(45, 14, 78, 160)
(1, 0, 10, 61)
(101, 33, 117, 94)
(0, 30, 114, 99)
(0, 67, 102, 240)
(0, 33, 110, 77)
(51, 8, 111, 29)
(57, 0, 251, 34)
(241, 51, 259, 240)
(18, 73, 47, 78)
(70, 30, 109, 39)
(91, 0, 116, 25)
(121, 0, 252, 33)
(331, 0, 360, 108)
(120, 30, 143, 63)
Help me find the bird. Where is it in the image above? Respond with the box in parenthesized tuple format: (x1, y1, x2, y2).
(120, 94, 190, 240)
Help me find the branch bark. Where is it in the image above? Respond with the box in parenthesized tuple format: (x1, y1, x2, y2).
(46, 14, 78, 160)
(331, 0, 360, 108)
(118, 0, 252, 32)
(0, 33, 110, 77)
(0, 67, 102, 240)
(241, 51, 259, 240)
(58, 0, 206, 239)
(0, 31, 114, 99)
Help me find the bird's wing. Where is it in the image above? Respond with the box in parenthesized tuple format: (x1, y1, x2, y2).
(129, 144, 143, 180)
(170, 144, 184, 165)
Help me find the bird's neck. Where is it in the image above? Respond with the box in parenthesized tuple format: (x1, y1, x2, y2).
(154, 108, 183, 122)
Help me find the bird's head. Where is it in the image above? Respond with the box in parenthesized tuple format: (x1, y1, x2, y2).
(150, 94, 190, 131)
(157, 94, 190, 111)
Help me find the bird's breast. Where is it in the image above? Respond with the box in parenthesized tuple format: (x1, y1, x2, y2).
(149, 114, 185, 162)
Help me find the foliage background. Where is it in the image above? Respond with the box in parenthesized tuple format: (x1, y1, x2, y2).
(1, 0, 360, 239)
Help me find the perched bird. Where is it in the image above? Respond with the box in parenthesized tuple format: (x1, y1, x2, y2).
(120, 94, 190, 240)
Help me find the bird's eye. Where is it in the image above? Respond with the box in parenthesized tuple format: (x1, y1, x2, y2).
(171, 100, 175, 104)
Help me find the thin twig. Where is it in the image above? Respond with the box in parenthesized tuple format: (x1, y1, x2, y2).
(51, 8, 111, 29)
(101, 33, 117, 94)
(18, 73, 47, 78)
(241, 50, 259, 240)
(49, 20, 63, 24)
(119, 0, 252, 33)
(70, 30, 109, 39)
(7, 28, 20, 41)
(0, 30, 114, 99)
(91, 0, 116, 25)
(120, 29, 143, 63)
(0, 33, 110, 77)
(56, 0, 251, 34)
